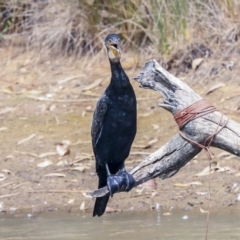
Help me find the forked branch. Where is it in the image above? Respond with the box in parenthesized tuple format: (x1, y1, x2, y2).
(88, 60, 240, 198)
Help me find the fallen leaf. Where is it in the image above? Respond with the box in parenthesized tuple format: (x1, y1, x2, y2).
(43, 173, 66, 178)
(19, 67, 27, 73)
(174, 183, 189, 187)
(1, 86, 14, 94)
(163, 212, 172, 216)
(223, 61, 235, 70)
(148, 138, 158, 146)
(49, 105, 56, 112)
(37, 160, 53, 168)
(151, 124, 159, 130)
(56, 160, 69, 166)
(174, 181, 202, 187)
(55, 141, 71, 156)
(2, 169, 12, 175)
(0, 174, 6, 181)
(200, 208, 209, 214)
(85, 106, 93, 112)
(9, 207, 17, 212)
(237, 194, 240, 201)
(68, 199, 75, 204)
(72, 166, 89, 172)
(105, 206, 118, 213)
(135, 188, 144, 194)
(192, 58, 203, 71)
(151, 192, 158, 198)
(206, 83, 226, 95)
(0, 127, 7, 132)
(80, 201, 86, 211)
(195, 192, 208, 196)
(5, 155, 14, 160)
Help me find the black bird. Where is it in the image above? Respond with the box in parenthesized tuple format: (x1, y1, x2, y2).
(91, 33, 137, 217)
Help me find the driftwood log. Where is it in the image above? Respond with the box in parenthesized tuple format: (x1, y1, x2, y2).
(88, 59, 240, 198)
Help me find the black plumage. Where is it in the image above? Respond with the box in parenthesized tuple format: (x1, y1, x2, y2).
(91, 34, 137, 217)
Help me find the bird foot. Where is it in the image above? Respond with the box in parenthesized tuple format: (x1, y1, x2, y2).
(107, 171, 135, 197)
(117, 170, 135, 192)
(107, 175, 122, 197)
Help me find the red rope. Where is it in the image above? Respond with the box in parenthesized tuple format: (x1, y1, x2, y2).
(174, 99, 216, 129)
(174, 99, 228, 159)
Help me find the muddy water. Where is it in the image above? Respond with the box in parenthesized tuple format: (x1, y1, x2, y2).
(1, 210, 240, 240)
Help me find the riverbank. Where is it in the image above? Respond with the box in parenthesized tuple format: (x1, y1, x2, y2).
(0, 46, 240, 216)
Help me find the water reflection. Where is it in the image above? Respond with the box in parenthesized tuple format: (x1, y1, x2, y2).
(1, 209, 240, 240)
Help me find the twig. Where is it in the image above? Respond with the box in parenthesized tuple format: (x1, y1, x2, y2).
(15, 150, 57, 158)
(71, 155, 94, 164)
(17, 134, 36, 145)
(11, 182, 31, 190)
(28, 190, 88, 194)
(130, 151, 151, 155)
(0, 182, 15, 188)
(25, 95, 98, 103)
(58, 75, 83, 84)
(71, 140, 91, 145)
(0, 193, 20, 199)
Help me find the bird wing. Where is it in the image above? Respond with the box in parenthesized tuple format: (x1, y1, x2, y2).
(91, 92, 108, 150)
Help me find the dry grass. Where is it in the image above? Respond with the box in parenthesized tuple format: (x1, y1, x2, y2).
(1, 0, 239, 85)
(0, 0, 240, 59)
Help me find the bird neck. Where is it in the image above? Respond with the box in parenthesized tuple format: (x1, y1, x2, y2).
(109, 60, 130, 89)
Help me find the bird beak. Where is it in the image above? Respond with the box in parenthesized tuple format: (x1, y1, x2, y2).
(109, 44, 119, 57)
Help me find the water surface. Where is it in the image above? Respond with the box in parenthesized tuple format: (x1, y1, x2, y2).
(1, 210, 240, 240)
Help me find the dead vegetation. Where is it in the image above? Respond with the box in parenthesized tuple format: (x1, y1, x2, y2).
(0, 0, 240, 57)
(0, 0, 240, 87)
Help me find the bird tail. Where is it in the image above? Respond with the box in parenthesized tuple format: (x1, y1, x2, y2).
(93, 195, 110, 217)
(93, 179, 109, 217)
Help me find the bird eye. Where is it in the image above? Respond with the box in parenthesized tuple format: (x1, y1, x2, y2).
(108, 39, 112, 44)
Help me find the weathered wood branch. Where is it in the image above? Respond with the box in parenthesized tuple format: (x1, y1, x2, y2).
(87, 59, 240, 198)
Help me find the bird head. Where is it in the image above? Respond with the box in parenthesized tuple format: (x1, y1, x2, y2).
(105, 34, 121, 62)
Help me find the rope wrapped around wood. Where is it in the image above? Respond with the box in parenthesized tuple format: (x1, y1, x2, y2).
(174, 99, 228, 159)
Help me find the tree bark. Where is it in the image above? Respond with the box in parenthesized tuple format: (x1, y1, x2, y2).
(88, 59, 240, 198)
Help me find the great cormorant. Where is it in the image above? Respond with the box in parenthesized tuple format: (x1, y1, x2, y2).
(91, 33, 137, 217)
